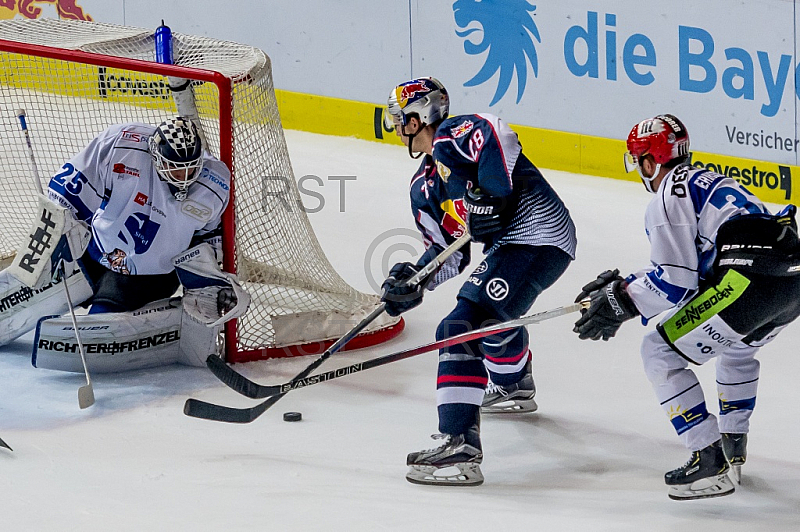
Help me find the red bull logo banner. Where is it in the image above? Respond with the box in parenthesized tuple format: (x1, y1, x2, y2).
(0, 0, 92, 20)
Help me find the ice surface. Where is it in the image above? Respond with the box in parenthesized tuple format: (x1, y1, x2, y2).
(1, 130, 799, 531)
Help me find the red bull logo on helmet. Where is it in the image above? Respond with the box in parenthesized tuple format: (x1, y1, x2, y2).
(0, 0, 92, 21)
(397, 79, 432, 108)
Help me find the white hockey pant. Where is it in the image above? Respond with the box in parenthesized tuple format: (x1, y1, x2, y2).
(640, 313, 780, 451)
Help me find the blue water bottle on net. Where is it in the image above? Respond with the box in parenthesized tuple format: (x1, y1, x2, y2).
(154, 21, 173, 64)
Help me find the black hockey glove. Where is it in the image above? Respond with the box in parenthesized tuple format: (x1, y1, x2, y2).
(573, 279, 639, 341)
(217, 287, 238, 316)
(464, 187, 506, 244)
(574, 269, 624, 303)
(380, 262, 432, 317)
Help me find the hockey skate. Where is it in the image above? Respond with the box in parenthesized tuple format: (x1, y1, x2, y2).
(721, 433, 747, 484)
(481, 360, 537, 413)
(406, 424, 484, 486)
(665, 440, 735, 500)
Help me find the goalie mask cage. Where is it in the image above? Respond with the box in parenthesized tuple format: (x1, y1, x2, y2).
(0, 18, 403, 363)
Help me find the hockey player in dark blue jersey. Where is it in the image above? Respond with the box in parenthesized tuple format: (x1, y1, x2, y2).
(573, 114, 800, 500)
(380, 77, 577, 486)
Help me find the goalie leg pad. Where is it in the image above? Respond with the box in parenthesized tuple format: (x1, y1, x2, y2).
(0, 267, 91, 346)
(33, 297, 183, 373)
(176, 310, 220, 367)
(32, 296, 219, 372)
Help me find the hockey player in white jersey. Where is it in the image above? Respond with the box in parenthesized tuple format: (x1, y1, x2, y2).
(573, 114, 800, 500)
(1, 116, 248, 372)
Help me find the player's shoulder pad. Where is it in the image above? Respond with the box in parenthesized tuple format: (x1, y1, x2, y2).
(196, 157, 231, 193)
(110, 122, 154, 148)
(437, 114, 483, 140)
(661, 165, 724, 214)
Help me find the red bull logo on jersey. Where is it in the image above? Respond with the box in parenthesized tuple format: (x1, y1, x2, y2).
(450, 119, 474, 139)
(0, 0, 92, 20)
(440, 198, 467, 238)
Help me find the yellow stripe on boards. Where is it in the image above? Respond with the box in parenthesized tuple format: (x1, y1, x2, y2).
(274, 90, 799, 205)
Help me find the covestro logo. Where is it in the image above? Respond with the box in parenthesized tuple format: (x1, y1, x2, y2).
(689, 153, 792, 201)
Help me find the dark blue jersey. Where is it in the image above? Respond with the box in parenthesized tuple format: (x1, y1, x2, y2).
(432, 113, 576, 257)
(409, 158, 471, 289)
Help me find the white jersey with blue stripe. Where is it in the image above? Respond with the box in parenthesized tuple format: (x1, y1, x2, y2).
(626, 164, 768, 320)
(47, 122, 231, 275)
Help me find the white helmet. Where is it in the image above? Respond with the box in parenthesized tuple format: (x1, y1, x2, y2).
(385, 77, 449, 130)
(148, 116, 203, 200)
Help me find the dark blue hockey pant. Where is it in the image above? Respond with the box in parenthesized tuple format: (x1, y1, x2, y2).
(435, 244, 571, 435)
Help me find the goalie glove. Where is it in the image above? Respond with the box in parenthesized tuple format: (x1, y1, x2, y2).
(8, 194, 91, 289)
(173, 243, 250, 327)
(573, 279, 639, 341)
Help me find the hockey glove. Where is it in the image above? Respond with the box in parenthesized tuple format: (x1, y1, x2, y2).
(574, 269, 624, 303)
(573, 279, 639, 341)
(174, 243, 251, 327)
(380, 262, 431, 317)
(464, 187, 506, 244)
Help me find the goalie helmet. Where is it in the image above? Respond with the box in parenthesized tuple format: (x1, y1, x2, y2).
(385, 77, 449, 130)
(624, 114, 690, 193)
(148, 116, 204, 200)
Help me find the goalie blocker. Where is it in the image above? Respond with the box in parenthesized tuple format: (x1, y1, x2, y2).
(7, 194, 90, 290)
(33, 243, 250, 373)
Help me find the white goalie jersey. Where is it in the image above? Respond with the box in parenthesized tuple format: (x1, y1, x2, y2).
(626, 164, 768, 320)
(47, 122, 231, 275)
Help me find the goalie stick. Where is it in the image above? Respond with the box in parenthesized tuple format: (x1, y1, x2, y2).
(17, 109, 94, 409)
(184, 232, 472, 423)
(184, 299, 588, 422)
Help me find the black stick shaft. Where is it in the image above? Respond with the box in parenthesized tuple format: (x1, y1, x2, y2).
(183, 302, 584, 422)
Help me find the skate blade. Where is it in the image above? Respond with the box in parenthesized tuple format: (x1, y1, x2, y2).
(406, 463, 484, 486)
(668, 474, 735, 501)
(482, 397, 538, 414)
(729, 465, 742, 485)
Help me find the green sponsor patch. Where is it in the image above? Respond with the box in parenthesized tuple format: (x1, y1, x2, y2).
(661, 269, 750, 343)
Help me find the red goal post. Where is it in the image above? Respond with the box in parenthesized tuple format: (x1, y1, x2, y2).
(0, 18, 403, 362)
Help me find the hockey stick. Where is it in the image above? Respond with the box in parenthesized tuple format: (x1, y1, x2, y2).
(194, 299, 589, 404)
(17, 109, 95, 409)
(184, 232, 472, 423)
(0, 436, 11, 451)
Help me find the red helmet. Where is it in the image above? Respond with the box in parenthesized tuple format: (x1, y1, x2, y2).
(624, 114, 690, 192)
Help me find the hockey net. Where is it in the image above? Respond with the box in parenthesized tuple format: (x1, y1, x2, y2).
(0, 18, 402, 362)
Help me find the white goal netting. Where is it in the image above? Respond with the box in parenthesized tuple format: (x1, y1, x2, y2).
(0, 18, 401, 361)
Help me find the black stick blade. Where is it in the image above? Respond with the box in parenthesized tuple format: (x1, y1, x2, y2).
(0, 436, 12, 451)
(183, 395, 280, 424)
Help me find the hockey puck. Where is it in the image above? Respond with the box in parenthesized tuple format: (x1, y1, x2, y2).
(283, 411, 302, 422)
